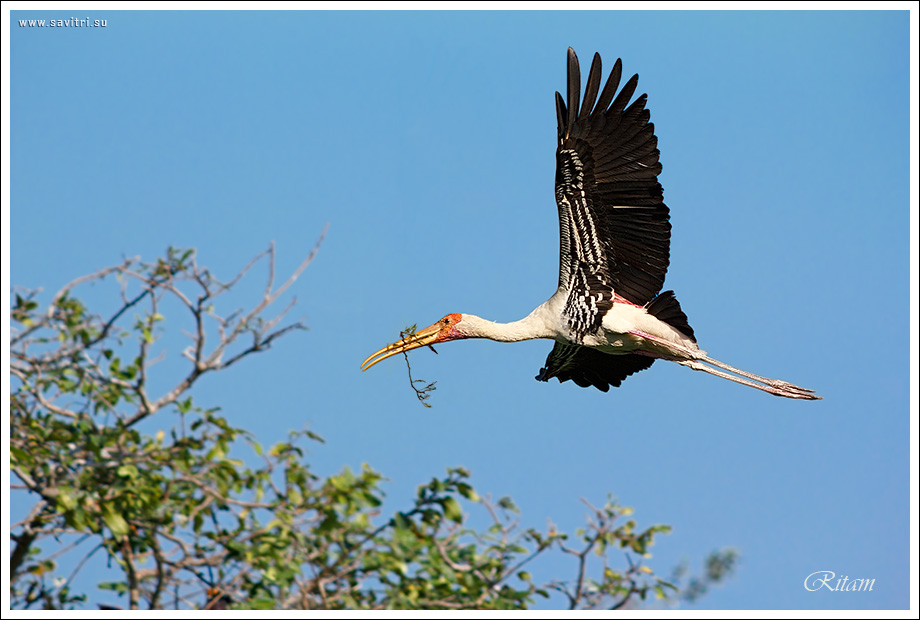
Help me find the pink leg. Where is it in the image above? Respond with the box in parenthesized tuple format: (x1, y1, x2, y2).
(629, 330, 821, 400)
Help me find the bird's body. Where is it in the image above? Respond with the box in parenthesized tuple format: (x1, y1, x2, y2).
(453, 295, 694, 354)
(362, 49, 820, 401)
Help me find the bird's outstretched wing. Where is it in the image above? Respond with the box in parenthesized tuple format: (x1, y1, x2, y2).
(537, 344, 655, 392)
(554, 48, 671, 341)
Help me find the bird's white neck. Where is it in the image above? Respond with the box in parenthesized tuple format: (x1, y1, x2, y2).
(455, 309, 556, 343)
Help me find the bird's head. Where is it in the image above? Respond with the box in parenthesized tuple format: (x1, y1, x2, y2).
(361, 313, 469, 371)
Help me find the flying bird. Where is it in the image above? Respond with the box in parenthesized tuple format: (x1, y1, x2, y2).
(362, 49, 820, 400)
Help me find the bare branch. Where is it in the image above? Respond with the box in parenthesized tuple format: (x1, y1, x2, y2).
(10, 366, 79, 419)
(149, 535, 169, 610)
(48, 261, 136, 312)
(122, 536, 140, 610)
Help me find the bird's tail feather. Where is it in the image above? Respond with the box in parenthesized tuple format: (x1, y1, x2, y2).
(645, 290, 696, 342)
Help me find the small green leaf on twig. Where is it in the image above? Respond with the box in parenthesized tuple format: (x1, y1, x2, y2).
(441, 496, 463, 523)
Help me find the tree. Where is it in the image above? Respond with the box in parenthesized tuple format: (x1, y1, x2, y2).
(9, 243, 736, 610)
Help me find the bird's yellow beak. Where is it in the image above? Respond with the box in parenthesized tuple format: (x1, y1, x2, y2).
(361, 321, 447, 371)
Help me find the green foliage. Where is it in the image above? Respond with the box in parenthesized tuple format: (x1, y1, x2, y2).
(10, 246, 735, 610)
(670, 548, 741, 604)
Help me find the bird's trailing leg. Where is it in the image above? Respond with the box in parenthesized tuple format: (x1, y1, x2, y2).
(629, 330, 821, 400)
(697, 355, 819, 399)
(676, 359, 821, 400)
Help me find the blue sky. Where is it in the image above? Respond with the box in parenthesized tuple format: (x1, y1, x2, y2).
(7, 8, 915, 611)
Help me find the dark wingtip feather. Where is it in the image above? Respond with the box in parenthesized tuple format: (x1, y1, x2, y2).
(555, 91, 566, 140)
(578, 52, 603, 122)
(594, 57, 622, 113)
(609, 73, 639, 117)
(566, 48, 581, 139)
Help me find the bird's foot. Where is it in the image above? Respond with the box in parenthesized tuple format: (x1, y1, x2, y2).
(765, 380, 822, 400)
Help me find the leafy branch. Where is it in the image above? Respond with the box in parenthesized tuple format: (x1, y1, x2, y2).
(10, 242, 735, 610)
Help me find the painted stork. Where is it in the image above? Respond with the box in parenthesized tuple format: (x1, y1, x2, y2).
(362, 48, 820, 401)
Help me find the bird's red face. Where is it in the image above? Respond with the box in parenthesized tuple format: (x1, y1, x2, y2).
(361, 313, 464, 371)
